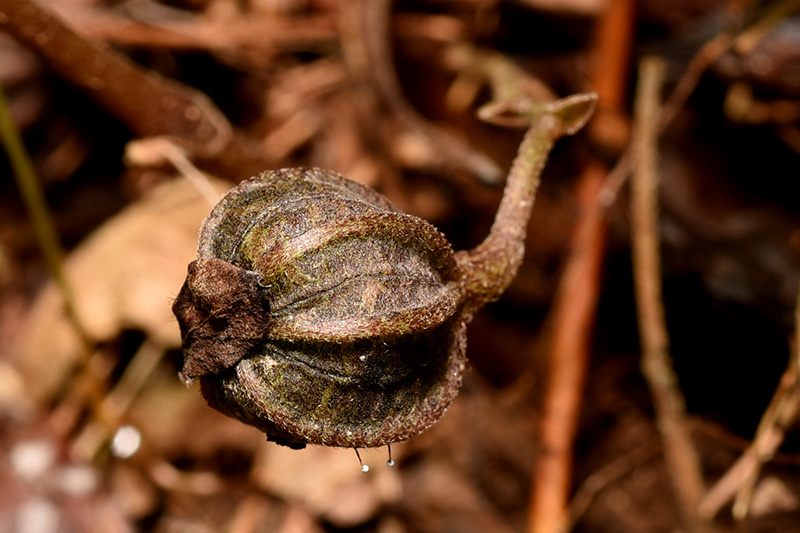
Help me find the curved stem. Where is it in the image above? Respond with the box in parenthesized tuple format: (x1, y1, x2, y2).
(457, 94, 596, 318)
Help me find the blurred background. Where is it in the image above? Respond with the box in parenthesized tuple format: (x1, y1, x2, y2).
(2, 0, 800, 532)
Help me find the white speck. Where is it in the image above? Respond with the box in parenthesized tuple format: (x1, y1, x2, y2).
(54, 465, 98, 496)
(387, 459, 395, 467)
(10, 440, 55, 482)
(16, 498, 59, 533)
(359, 355, 366, 362)
(361, 464, 370, 474)
(110, 425, 142, 458)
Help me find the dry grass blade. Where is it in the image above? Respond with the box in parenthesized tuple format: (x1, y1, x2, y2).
(631, 56, 711, 533)
(700, 283, 800, 520)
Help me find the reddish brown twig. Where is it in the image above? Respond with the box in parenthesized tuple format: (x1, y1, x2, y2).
(526, 162, 608, 533)
(526, 1, 632, 530)
(0, 0, 275, 177)
(0, 0, 230, 153)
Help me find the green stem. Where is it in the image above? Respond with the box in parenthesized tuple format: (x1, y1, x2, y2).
(0, 83, 89, 344)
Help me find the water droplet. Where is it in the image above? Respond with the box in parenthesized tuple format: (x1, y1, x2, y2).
(354, 447, 368, 473)
(386, 443, 394, 467)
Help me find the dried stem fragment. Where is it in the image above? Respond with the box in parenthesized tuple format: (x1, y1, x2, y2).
(0, 0, 231, 155)
(631, 57, 710, 533)
(700, 283, 800, 519)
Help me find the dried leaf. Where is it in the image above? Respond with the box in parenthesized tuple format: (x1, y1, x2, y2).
(253, 444, 402, 529)
(14, 177, 231, 403)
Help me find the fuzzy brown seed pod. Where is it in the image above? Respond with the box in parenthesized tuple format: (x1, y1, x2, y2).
(173, 93, 597, 450)
(173, 168, 466, 449)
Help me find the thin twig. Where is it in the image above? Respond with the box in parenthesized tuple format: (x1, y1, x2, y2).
(0, 0, 276, 178)
(699, 310, 800, 518)
(70, 339, 168, 462)
(568, 439, 662, 528)
(526, 162, 608, 533)
(55, 7, 338, 55)
(598, 0, 763, 208)
(731, 0, 800, 55)
(597, 31, 733, 208)
(631, 57, 711, 533)
(0, 83, 115, 445)
(732, 282, 800, 519)
(0, 0, 231, 154)
(526, 1, 632, 530)
(0, 84, 90, 349)
(126, 138, 222, 208)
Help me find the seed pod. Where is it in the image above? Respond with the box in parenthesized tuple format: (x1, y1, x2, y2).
(173, 93, 597, 450)
(173, 168, 466, 448)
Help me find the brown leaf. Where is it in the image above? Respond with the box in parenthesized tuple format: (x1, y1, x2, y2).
(14, 177, 231, 403)
(252, 444, 401, 529)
